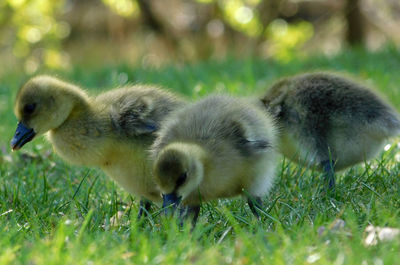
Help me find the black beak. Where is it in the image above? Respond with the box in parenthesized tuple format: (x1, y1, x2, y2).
(11, 122, 36, 151)
(162, 193, 182, 215)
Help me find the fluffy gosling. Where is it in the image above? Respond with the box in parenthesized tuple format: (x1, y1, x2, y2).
(152, 95, 278, 223)
(11, 75, 185, 216)
(261, 72, 400, 189)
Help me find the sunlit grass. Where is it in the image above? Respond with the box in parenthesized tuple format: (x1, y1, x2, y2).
(0, 47, 400, 264)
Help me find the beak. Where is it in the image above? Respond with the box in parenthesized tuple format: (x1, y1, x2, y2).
(162, 193, 182, 216)
(11, 122, 36, 151)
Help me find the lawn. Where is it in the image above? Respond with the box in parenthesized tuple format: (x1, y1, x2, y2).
(0, 46, 399, 264)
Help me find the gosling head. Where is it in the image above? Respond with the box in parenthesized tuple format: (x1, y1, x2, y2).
(11, 75, 85, 150)
(153, 143, 205, 212)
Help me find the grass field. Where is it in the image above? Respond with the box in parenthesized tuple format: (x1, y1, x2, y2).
(0, 46, 400, 264)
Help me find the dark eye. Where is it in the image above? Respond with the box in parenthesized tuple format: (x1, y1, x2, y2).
(24, 103, 36, 114)
(176, 172, 187, 188)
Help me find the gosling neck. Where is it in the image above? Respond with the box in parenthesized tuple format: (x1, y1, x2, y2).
(52, 84, 91, 131)
(62, 83, 90, 109)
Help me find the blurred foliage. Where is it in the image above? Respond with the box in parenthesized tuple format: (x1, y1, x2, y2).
(1, 0, 312, 68)
(216, 0, 263, 37)
(198, 0, 315, 61)
(102, 0, 139, 18)
(201, 0, 314, 60)
(1, 0, 70, 70)
(267, 19, 314, 62)
(0, 0, 399, 74)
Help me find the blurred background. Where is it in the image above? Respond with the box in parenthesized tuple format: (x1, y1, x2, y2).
(1, 0, 400, 76)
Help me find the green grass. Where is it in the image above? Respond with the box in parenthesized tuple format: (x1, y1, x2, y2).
(1, 46, 400, 264)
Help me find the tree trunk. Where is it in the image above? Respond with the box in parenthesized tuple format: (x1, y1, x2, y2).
(345, 0, 365, 46)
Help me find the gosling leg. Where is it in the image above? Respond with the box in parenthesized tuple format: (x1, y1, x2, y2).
(137, 198, 152, 220)
(321, 160, 336, 190)
(188, 205, 201, 227)
(179, 205, 201, 228)
(302, 125, 336, 190)
(247, 196, 263, 220)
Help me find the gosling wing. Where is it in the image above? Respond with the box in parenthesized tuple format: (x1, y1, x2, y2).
(109, 87, 184, 138)
(228, 120, 272, 157)
(110, 95, 158, 137)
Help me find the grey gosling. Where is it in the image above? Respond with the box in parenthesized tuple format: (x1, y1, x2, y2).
(11, 75, 185, 217)
(152, 95, 278, 224)
(261, 72, 400, 189)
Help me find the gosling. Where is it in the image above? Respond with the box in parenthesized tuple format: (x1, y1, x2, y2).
(152, 95, 278, 223)
(11, 75, 185, 216)
(261, 72, 400, 189)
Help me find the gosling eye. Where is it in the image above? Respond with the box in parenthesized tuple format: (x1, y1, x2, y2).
(176, 172, 187, 188)
(23, 103, 36, 114)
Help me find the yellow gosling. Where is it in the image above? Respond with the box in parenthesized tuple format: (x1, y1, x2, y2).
(11, 75, 186, 215)
(152, 95, 278, 223)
